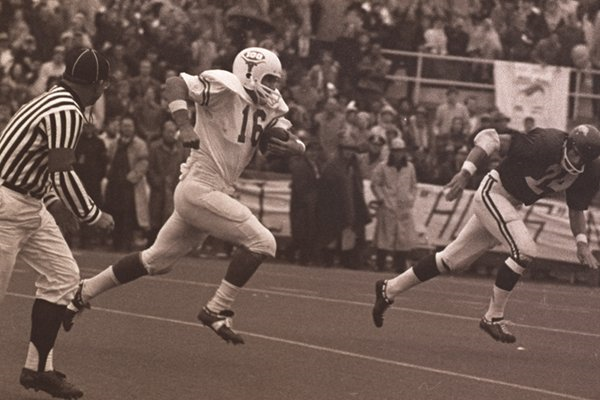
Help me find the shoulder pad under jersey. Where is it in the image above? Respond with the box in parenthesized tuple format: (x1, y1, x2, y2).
(201, 70, 252, 103)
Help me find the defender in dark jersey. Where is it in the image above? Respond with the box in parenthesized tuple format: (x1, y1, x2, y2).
(0, 48, 114, 399)
(372, 125, 600, 343)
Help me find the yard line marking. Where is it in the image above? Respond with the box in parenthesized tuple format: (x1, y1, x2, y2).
(267, 286, 319, 294)
(5, 291, 594, 400)
(75, 271, 600, 339)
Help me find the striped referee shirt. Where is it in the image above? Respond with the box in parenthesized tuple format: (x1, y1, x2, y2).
(0, 83, 101, 224)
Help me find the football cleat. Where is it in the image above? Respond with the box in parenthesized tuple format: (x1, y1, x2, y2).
(62, 281, 91, 332)
(372, 279, 394, 328)
(479, 317, 516, 343)
(20, 368, 83, 399)
(198, 307, 245, 345)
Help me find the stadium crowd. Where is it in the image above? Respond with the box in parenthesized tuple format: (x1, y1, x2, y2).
(1, 0, 600, 268)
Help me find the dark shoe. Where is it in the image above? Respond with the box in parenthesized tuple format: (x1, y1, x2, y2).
(20, 368, 83, 399)
(63, 281, 91, 332)
(198, 307, 245, 345)
(479, 317, 516, 343)
(372, 280, 394, 328)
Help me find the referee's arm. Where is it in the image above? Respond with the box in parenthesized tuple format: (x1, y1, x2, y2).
(45, 110, 102, 225)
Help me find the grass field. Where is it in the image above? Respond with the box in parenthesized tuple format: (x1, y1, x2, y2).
(1, 250, 599, 400)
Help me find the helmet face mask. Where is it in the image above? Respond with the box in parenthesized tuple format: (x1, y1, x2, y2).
(232, 47, 282, 107)
(561, 143, 584, 175)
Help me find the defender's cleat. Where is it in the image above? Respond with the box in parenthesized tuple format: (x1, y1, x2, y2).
(372, 279, 394, 328)
(20, 368, 83, 399)
(62, 281, 91, 332)
(479, 317, 516, 343)
(198, 307, 245, 345)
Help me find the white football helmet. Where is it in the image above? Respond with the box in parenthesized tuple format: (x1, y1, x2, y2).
(232, 47, 282, 107)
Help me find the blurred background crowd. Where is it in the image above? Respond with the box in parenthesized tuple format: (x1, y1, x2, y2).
(1, 0, 600, 270)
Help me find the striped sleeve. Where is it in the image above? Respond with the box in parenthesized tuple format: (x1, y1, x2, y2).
(51, 170, 101, 225)
(44, 109, 83, 149)
(43, 108, 100, 224)
(180, 72, 217, 106)
(42, 186, 60, 208)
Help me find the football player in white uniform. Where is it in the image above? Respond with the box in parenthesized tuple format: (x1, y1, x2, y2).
(372, 125, 600, 343)
(63, 48, 305, 344)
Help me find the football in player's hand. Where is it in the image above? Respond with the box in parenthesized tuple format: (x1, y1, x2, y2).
(259, 127, 289, 153)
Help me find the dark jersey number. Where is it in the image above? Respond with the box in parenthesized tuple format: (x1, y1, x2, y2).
(237, 105, 266, 146)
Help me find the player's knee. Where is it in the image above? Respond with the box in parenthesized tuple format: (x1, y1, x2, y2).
(513, 241, 537, 270)
(247, 230, 277, 258)
(141, 249, 173, 276)
(436, 251, 468, 273)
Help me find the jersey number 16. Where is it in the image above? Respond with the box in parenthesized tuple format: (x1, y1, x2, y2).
(237, 105, 266, 147)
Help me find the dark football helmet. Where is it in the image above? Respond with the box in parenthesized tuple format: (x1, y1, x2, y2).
(562, 124, 600, 174)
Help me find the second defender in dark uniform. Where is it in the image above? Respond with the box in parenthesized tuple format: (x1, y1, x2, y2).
(372, 125, 600, 343)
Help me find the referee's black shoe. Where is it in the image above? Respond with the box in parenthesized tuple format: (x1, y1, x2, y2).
(62, 282, 90, 332)
(372, 279, 394, 328)
(20, 368, 83, 399)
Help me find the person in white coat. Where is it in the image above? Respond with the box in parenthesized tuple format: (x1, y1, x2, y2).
(371, 137, 418, 272)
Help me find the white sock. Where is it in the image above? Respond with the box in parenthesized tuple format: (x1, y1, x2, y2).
(484, 285, 511, 321)
(24, 343, 53, 371)
(24, 342, 38, 371)
(206, 280, 240, 313)
(45, 348, 53, 371)
(81, 265, 121, 302)
(385, 267, 422, 299)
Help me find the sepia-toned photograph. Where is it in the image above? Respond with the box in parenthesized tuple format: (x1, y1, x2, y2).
(0, 0, 599, 399)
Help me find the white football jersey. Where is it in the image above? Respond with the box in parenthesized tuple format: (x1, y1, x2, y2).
(179, 70, 290, 191)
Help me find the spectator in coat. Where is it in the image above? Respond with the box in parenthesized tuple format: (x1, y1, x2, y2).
(104, 116, 149, 251)
(146, 120, 188, 245)
(317, 135, 371, 269)
(133, 85, 168, 142)
(30, 45, 65, 96)
(314, 97, 346, 159)
(358, 133, 387, 179)
(288, 140, 326, 265)
(434, 87, 470, 139)
(371, 138, 418, 272)
(74, 123, 108, 248)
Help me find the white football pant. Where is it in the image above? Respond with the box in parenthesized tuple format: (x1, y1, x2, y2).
(141, 177, 276, 274)
(439, 170, 537, 271)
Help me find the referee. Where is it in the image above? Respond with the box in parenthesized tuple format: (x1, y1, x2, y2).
(0, 47, 114, 399)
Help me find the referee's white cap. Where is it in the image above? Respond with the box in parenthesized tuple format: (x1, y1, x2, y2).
(63, 47, 110, 85)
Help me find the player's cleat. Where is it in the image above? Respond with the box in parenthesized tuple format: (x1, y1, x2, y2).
(197, 307, 245, 345)
(20, 368, 83, 399)
(62, 281, 91, 332)
(372, 279, 394, 328)
(479, 317, 516, 343)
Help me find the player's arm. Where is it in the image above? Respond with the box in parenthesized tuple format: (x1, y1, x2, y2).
(46, 110, 113, 230)
(444, 128, 509, 201)
(569, 208, 599, 269)
(265, 118, 305, 156)
(164, 75, 198, 149)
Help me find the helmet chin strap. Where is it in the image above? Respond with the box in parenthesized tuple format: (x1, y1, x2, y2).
(562, 145, 584, 175)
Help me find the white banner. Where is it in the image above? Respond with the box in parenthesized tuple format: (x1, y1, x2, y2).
(493, 61, 571, 131)
(236, 178, 600, 264)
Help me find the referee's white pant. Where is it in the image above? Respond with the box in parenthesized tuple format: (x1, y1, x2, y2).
(0, 186, 80, 305)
